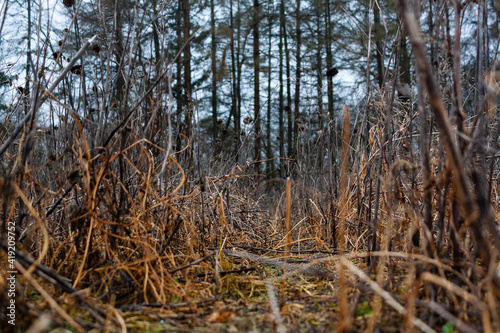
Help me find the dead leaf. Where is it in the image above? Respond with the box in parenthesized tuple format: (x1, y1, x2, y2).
(206, 309, 236, 324)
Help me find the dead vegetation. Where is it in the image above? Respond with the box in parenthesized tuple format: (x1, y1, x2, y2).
(1, 87, 500, 332)
(1, 0, 500, 332)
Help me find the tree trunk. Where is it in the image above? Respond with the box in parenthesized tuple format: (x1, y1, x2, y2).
(325, 0, 334, 119)
(266, 0, 273, 179)
(211, 0, 218, 143)
(284, 6, 292, 163)
(182, 0, 192, 140)
(315, 5, 324, 173)
(279, 0, 285, 178)
(452, 0, 465, 152)
(293, 0, 301, 160)
(236, 0, 242, 161)
(152, 0, 161, 71)
(176, 0, 183, 145)
(373, 2, 384, 87)
(399, 26, 411, 98)
(26, 0, 31, 113)
(230, 0, 239, 159)
(253, 0, 261, 174)
(477, 0, 487, 174)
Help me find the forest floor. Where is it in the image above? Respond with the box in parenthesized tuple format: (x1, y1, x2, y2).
(4, 228, 491, 333)
(15, 252, 431, 333)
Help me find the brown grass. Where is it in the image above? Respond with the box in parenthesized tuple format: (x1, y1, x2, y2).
(1, 101, 499, 332)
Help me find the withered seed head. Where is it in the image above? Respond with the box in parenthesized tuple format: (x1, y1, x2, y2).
(326, 67, 339, 77)
(63, 0, 75, 8)
(70, 65, 82, 75)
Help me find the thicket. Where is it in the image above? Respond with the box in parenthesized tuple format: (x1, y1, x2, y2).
(0, 0, 500, 332)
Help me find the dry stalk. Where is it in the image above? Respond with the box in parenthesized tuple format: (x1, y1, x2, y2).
(342, 257, 436, 333)
(285, 177, 291, 255)
(337, 105, 352, 331)
(397, 0, 500, 293)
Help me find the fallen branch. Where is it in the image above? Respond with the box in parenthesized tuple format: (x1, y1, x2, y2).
(224, 248, 331, 278)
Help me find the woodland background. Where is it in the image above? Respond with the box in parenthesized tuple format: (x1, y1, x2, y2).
(1, 0, 500, 332)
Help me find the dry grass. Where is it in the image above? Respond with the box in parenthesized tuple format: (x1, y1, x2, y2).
(1, 104, 499, 333)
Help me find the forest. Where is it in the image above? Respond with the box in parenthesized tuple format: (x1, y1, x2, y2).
(1, 0, 500, 331)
